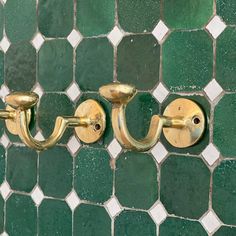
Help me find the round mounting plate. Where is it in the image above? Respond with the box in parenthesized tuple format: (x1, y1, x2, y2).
(74, 99, 106, 143)
(163, 98, 205, 148)
(5, 105, 31, 135)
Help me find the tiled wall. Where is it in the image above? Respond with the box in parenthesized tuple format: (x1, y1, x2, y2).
(0, 0, 235, 235)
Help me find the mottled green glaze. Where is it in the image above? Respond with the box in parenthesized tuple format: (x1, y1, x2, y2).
(0, 195, 3, 234)
(0, 146, 5, 186)
(7, 147, 37, 193)
(163, 30, 213, 92)
(0, 4, 3, 41)
(74, 204, 111, 236)
(215, 226, 236, 236)
(161, 155, 210, 219)
(115, 210, 156, 236)
(0, 51, 3, 85)
(217, 0, 236, 24)
(115, 152, 158, 209)
(117, 35, 160, 90)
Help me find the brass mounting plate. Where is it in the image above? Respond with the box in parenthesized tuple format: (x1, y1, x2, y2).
(163, 98, 205, 148)
(74, 99, 106, 143)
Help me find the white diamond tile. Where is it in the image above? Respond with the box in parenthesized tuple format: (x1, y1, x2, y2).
(1, 0, 7, 4)
(0, 84, 9, 101)
(0, 181, 12, 200)
(67, 135, 81, 155)
(206, 16, 226, 39)
(151, 142, 168, 164)
(0, 133, 10, 148)
(33, 83, 44, 98)
(108, 138, 122, 159)
(67, 29, 83, 48)
(31, 32, 45, 50)
(107, 26, 124, 47)
(149, 202, 168, 225)
(0, 36, 10, 53)
(105, 196, 122, 218)
(200, 211, 221, 234)
(153, 83, 169, 103)
(31, 185, 44, 206)
(66, 190, 81, 211)
(1, 232, 9, 236)
(66, 82, 81, 102)
(152, 21, 169, 43)
(34, 131, 45, 142)
(201, 143, 220, 166)
(204, 79, 223, 102)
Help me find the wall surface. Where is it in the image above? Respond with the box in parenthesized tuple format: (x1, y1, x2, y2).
(0, 0, 235, 235)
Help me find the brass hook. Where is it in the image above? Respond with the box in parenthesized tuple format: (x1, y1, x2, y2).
(99, 83, 205, 152)
(0, 92, 106, 151)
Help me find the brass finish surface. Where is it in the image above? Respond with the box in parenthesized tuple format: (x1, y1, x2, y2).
(99, 83, 205, 151)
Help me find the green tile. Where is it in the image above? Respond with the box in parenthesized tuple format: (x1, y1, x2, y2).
(78, 93, 113, 147)
(163, 30, 213, 92)
(160, 94, 210, 155)
(39, 146, 72, 198)
(118, 0, 160, 33)
(214, 226, 236, 236)
(38, 0, 73, 37)
(5, 0, 36, 43)
(7, 146, 37, 193)
(0, 4, 3, 41)
(216, 27, 236, 91)
(76, 38, 113, 91)
(117, 35, 160, 90)
(39, 199, 72, 236)
(213, 160, 236, 225)
(76, 0, 115, 36)
(38, 40, 73, 91)
(217, 0, 236, 24)
(159, 217, 207, 236)
(6, 194, 37, 236)
(163, 0, 213, 29)
(115, 210, 156, 236)
(5, 42, 36, 91)
(0, 51, 4, 85)
(0, 195, 3, 234)
(0, 145, 5, 185)
(126, 92, 159, 140)
(38, 93, 74, 143)
(74, 204, 111, 236)
(214, 94, 236, 157)
(74, 147, 113, 203)
(115, 152, 158, 209)
(161, 155, 210, 219)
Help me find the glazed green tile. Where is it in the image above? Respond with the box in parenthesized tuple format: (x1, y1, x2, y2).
(74, 204, 111, 236)
(115, 152, 158, 209)
(163, 0, 213, 29)
(5, 42, 36, 91)
(0, 51, 4, 85)
(160, 94, 210, 155)
(76, 0, 115, 36)
(0, 195, 3, 234)
(38, 40, 73, 91)
(214, 94, 236, 157)
(38, 0, 73, 37)
(76, 37, 113, 91)
(0, 4, 3, 41)
(74, 147, 113, 203)
(6, 194, 36, 236)
(213, 160, 236, 225)
(161, 155, 210, 219)
(214, 226, 236, 236)
(7, 146, 37, 193)
(216, 27, 236, 91)
(0, 146, 5, 185)
(125, 92, 159, 140)
(5, 0, 36, 43)
(39, 199, 72, 236)
(163, 30, 213, 92)
(39, 146, 72, 198)
(159, 217, 207, 236)
(216, 0, 236, 24)
(115, 210, 156, 236)
(118, 0, 160, 33)
(38, 93, 74, 143)
(117, 35, 160, 90)
(78, 93, 113, 146)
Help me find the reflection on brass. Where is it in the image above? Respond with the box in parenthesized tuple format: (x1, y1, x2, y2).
(0, 92, 106, 151)
(99, 83, 205, 152)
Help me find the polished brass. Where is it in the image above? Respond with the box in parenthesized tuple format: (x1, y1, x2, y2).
(99, 83, 205, 152)
(0, 92, 106, 151)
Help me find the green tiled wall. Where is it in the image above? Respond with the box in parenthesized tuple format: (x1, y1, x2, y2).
(0, 0, 235, 236)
